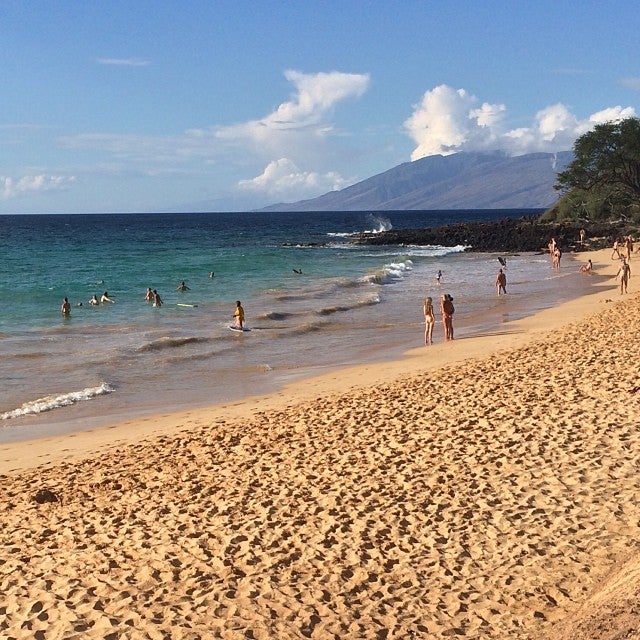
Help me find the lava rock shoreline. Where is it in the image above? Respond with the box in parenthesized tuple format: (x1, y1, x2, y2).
(351, 217, 636, 253)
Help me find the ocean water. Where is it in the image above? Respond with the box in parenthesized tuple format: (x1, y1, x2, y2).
(0, 209, 588, 443)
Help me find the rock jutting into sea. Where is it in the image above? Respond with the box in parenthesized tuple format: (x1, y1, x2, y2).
(351, 217, 637, 252)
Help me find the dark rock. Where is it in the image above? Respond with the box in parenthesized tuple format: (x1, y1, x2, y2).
(351, 217, 636, 253)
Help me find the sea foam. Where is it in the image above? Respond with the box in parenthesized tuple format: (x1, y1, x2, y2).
(0, 382, 114, 420)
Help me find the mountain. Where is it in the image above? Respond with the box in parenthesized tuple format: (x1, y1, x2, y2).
(259, 151, 573, 211)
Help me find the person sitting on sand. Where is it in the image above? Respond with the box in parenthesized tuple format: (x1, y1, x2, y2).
(495, 268, 507, 295)
(440, 293, 454, 341)
(616, 258, 631, 294)
(423, 297, 435, 346)
(579, 259, 593, 274)
(233, 300, 245, 329)
(101, 291, 115, 304)
(61, 297, 71, 315)
(177, 281, 190, 292)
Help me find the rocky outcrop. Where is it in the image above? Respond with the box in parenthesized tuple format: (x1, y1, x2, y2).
(351, 217, 636, 253)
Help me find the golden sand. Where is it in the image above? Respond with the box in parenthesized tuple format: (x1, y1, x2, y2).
(1, 249, 639, 639)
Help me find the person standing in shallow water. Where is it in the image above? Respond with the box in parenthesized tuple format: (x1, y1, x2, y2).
(61, 297, 71, 315)
(233, 300, 245, 329)
(440, 294, 454, 341)
(423, 297, 435, 345)
(496, 268, 507, 295)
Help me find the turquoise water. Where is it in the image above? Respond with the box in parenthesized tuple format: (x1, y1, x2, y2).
(0, 209, 587, 442)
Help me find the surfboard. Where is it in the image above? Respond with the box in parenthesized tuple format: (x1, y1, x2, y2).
(229, 325, 251, 332)
(177, 303, 198, 307)
(498, 257, 507, 267)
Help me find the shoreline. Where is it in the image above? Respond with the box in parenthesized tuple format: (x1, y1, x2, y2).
(2, 247, 639, 639)
(0, 248, 619, 474)
(0, 248, 595, 447)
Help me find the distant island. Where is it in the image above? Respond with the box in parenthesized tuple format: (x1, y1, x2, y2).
(260, 151, 573, 212)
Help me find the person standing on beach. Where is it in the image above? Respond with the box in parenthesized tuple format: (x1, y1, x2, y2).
(495, 268, 507, 295)
(616, 258, 631, 294)
(61, 297, 71, 315)
(625, 236, 634, 260)
(552, 247, 562, 270)
(440, 294, 454, 341)
(611, 239, 621, 260)
(423, 297, 435, 345)
(233, 300, 245, 329)
(579, 228, 586, 245)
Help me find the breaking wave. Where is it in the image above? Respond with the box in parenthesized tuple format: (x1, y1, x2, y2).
(1, 382, 114, 420)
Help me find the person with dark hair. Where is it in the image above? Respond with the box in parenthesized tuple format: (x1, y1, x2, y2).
(496, 268, 507, 295)
(233, 300, 245, 329)
(440, 293, 455, 341)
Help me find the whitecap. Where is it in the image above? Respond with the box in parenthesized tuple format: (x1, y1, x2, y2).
(1, 382, 114, 420)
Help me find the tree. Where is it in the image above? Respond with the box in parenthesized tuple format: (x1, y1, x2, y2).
(556, 117, 640, 201)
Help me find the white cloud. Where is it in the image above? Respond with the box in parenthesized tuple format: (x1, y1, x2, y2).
(2, 175, 75, 200)
(97, 58, 150, 66)
(215, 70, 370, 157)
(404, 84, 636, 159)
(237, 158, 350, 200)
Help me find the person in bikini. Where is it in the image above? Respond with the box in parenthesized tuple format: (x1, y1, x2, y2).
(423, 297, 435, 345)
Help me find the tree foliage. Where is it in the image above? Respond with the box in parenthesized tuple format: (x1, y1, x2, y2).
(556, 117, 640, 199)
(548, 117, 640, 222)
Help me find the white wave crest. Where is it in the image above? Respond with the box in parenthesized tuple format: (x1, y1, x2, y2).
(362, 259, 413, 285)
(1, 382, 114, 420)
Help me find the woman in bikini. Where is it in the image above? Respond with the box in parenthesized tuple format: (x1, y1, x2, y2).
(423, 297, 435, 345)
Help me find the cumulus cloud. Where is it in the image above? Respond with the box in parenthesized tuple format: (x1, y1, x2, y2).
(237, 158, 350, 199)
(404, 84, 636, 159)
(215, 70, 370, 156)
(2, 175, 75, 200)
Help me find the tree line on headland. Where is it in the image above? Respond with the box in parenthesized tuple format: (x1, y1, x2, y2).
(354, 117, 640, 253)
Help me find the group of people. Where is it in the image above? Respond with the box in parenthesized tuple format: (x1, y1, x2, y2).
(423, 293, 455, 345)
(61, 282, 249, 329)
(611, 235, 635, 260)
(61, 291, 114, 314)
(548, 237, 562, 269)
(144, 287, 164, 307)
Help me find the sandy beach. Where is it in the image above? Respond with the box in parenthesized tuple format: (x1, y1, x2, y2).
(2, 248, 639, 639)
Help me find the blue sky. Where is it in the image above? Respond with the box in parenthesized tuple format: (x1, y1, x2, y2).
(1, 0, 639, 213)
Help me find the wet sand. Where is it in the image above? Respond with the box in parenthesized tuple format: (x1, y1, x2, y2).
(1, 248, 639, 639)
